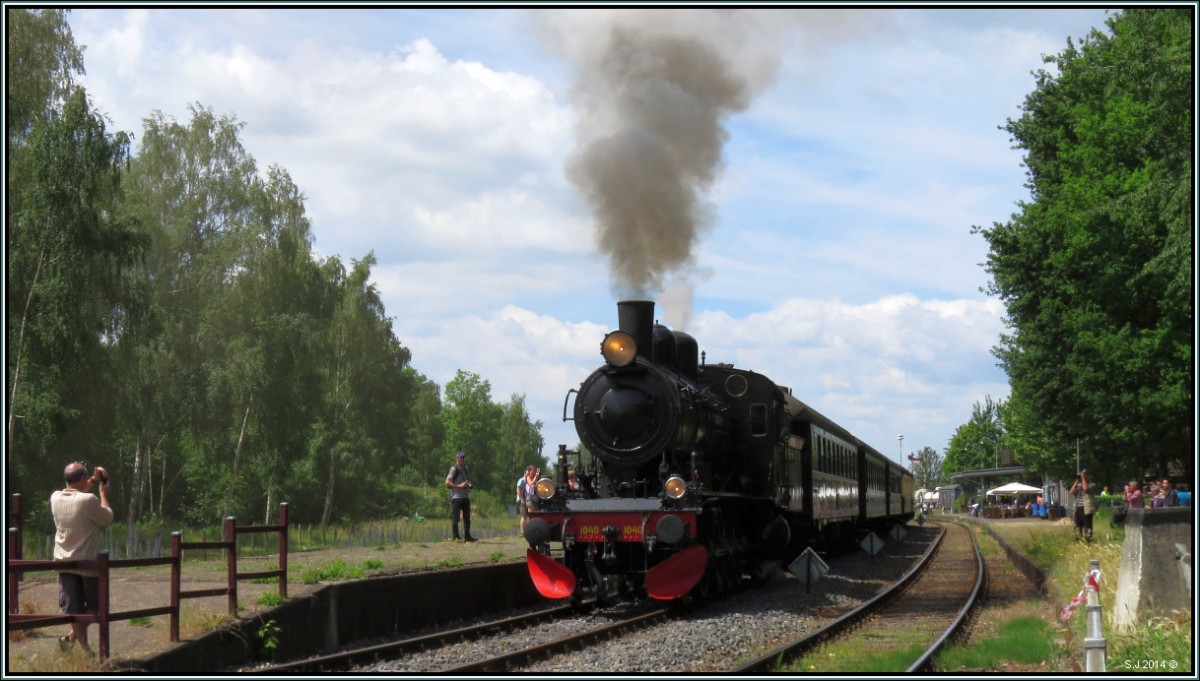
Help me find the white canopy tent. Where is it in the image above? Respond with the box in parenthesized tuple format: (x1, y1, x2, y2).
(986, 482, 1043, 496)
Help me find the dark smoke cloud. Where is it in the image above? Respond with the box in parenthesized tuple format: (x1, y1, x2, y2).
(536, 10, 785, 325)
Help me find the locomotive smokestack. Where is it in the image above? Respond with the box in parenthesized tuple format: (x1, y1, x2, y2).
(617, 300, 655, 361)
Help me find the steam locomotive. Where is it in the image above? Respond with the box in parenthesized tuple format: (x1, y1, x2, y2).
(523, 300, 914, 602)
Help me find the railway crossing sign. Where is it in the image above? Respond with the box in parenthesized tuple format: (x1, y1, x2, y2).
(789, 547, 829, 594)
(890, 524, 907, 542)
(859, 531, 885, 562)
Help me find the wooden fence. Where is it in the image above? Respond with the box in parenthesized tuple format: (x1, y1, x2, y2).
(6, 494, 289, 662)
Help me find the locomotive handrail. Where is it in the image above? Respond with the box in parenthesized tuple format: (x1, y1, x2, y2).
(562, 388, 578, 422)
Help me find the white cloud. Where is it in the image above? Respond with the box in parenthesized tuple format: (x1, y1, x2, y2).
(66, 7, 1112, 461)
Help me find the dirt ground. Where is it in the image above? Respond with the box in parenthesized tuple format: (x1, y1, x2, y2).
(6, 534, 532, 671)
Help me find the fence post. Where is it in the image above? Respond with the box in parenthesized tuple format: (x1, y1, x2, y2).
(10, 494, 23, 582)
(1084, 559, 1106, 672)
(278, 503, 289, 599)
(224, 517, 237, 616)
(97, 550, 111, 662)
(9, 494, 22, 558)
(170, 532, 182, 642)
(7, 527, 20, 614)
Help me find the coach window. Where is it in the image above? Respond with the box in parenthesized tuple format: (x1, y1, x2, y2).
(750, 403, 768, 437)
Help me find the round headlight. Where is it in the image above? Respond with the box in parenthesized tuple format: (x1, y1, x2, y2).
(664, 476, 687, 499)
(601, 330, 637, 367)
(535, 477, 557, 500)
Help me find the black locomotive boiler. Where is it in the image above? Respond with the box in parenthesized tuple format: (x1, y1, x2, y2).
(524, 300, 914, 602)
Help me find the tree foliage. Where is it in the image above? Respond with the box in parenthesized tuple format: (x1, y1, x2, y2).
(5, 12, 545, 534)
(6, 9, 142, 493)
(943, 397, 1004, 476)
(976, 8, 1192, 484)
(908, 446, 943, 492)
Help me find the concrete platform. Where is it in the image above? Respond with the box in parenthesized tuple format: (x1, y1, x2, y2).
(1112, 507, 1193, 633)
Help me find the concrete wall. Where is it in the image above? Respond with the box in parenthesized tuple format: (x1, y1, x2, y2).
(122, 561, 540, 673)
(1112, 507, 1193, 633)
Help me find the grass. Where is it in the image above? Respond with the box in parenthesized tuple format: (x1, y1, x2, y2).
(788, 628, 928, 672)
(256, 591, 284, 607)
(6, 599, 46, 643)
(179, 609, 239, 641)
(987, 515, 1191, 673)
(298, 557, 386, 584)
(1108, 611, 1192, 673)
(936, 616, 1055, 670)
(7, 645, 108, 673)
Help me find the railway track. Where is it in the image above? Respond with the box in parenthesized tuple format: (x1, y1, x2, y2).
(243, 523, 981, 674)
(243, 603, 568, 673)
(241, 599, 675, 674)
(733, 521, 983, 673)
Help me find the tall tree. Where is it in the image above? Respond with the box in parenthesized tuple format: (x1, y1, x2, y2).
(114, 104, 259, 527)
(976, 9, 1192, 482)
(495, 394, 546, 492)
(943, 397, 1005, 476)
(402, 370, 445, 487)
(6, 8, 143, 496)
(908, 446, 943, 491)
(311, 252, 414, 527)
(6, 8, 83, 148)
(7, 86, 141, 487)
(439, 371, 503, 493)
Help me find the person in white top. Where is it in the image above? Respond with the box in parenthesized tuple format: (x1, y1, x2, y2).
(51, 461, 114, 654)
(517, 466, 538, 534)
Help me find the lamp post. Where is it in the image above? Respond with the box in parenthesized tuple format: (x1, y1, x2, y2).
(897, 434, 904, 463)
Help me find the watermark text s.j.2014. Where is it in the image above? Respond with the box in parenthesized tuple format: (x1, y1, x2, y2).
(1123, 659, 1179, 671)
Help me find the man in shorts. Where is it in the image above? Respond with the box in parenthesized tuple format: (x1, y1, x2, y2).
(51, 461, 114, 654)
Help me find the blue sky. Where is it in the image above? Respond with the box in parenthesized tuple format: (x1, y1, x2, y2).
(64, 5, 1119, 466)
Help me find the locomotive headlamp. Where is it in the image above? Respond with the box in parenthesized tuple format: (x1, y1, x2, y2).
(601, 330, 637, 367)
(535, 477, 557, 500)
(664, 475, 688, 500)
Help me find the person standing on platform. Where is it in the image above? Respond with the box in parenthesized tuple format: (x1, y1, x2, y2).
(517, 465, 538, 534)
(1068, 469, 1097, 543)
(445, 451, 476, 542)
(1124, 480, 1143, 509)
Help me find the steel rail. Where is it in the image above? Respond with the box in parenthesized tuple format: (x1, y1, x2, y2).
(731, 524, 947, 673)
(906, 522, 987, 672)
(246, 604, 575, 674)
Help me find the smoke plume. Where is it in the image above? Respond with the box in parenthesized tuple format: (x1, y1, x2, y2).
(537, 10, 784, 327)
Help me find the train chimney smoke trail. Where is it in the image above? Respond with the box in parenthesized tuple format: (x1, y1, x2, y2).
(537, 10, 783, 319)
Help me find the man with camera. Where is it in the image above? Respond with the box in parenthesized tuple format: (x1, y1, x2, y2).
(51, 461, 114, 654)
(1068, 469, 1097, 543)
(445, 451, 477, 542)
